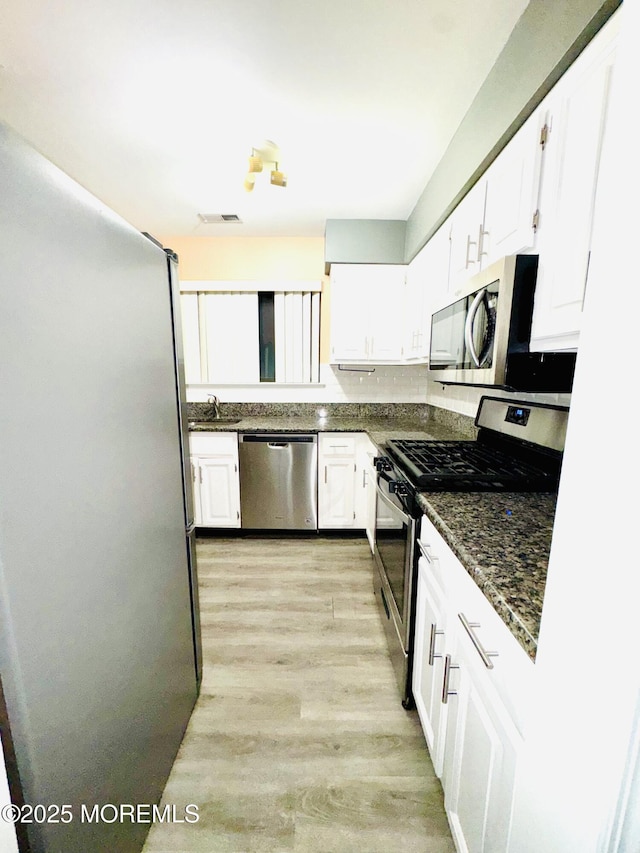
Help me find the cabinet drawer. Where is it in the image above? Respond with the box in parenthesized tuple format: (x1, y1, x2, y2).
(189, 431, 238, 456)
(319, 433, 357, 456)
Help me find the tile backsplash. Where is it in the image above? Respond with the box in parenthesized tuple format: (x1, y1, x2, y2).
(186, 363, 429, 404)
(426, 377, 572, 419)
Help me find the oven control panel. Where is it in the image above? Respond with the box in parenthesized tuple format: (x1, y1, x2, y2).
(476, 396, 568, 453)
(505, 405, 530, 427)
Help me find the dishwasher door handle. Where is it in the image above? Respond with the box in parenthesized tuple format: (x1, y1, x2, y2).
(267, 442, 289, 449)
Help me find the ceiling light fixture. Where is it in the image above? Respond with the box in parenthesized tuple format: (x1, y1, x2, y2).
(244, 141, 287, 192)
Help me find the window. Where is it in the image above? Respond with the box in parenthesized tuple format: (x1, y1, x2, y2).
(180, 285, 321, 385)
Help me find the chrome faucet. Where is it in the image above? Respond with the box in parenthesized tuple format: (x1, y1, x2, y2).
(207, 394, 220, 419)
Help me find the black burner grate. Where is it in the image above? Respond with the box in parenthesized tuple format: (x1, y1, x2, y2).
(387, 439, 558, 490)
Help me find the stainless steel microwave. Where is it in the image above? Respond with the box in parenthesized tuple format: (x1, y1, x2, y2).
(428, 255, 576, 392)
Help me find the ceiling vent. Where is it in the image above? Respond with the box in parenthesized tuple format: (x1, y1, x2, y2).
(197, 213, 242, 224)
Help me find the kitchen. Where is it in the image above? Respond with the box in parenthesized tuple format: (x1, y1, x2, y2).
(1, 1, 639, 852)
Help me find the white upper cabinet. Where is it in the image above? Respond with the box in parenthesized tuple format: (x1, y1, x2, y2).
(448, 178, 488, 290)
(530, 14, 618, 351)
(410, 221, 452, 362)
(414, 12, 619, 359)
(405, 223, 451, 362)
(482, 105, 545, 266)
(449, 107, 544, 296)
(330, 264, 406, 363)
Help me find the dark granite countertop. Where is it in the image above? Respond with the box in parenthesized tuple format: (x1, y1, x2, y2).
(417, 491, 557, 660)
(188, 415, 473, 445)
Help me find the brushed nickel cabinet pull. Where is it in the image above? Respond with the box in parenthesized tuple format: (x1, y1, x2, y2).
(428, 623, 444, 666)
(417, 540, 432, 563)
(458, 612, 498, 669)
(465, 234, 478, 269)
(442, 654, 459, 704)
(478, 223, 489, 260)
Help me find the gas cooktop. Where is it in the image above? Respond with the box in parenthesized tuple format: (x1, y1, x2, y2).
(385, 397, 568, 492)
(386, 438, 559, 491)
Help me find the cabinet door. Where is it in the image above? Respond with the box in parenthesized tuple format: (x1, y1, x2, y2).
(404, 252, 429, 362)
(448, 179, 487, 291)
(366, 265, 406, 361)
(442, 630, 521, 853)
(190, 456, 202, 525)
(364, 462, 376, 552)
(413, 556, 449, 777)
(357, 435, 378, 550)
(329, 266, 370, 361)
(329, 264, 405, 363)
(197, 455, 241, 528)
(482, 106, 544, 266)
(530, 17, 618, 351)
(318, 457, 356, 528)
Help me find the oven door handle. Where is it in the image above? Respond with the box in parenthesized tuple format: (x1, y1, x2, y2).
(375, 479, 411, 522)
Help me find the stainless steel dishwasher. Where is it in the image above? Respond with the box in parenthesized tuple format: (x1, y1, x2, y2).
(238, 433, 318, 530)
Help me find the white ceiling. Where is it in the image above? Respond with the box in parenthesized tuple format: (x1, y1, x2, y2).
(0, 0, 529, 238)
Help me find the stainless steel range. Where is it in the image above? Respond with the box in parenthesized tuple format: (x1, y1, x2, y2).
(372, 396, 568, 707)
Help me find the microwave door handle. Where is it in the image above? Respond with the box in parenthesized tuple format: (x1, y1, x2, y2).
(464, 288, 486, 368)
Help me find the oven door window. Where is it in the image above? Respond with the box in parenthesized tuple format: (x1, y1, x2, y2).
(375, 490, 409, 618)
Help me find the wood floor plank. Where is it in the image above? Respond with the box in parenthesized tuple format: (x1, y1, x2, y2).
(142, 535, 455, 853)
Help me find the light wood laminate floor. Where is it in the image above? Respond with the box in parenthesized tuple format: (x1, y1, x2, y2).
(143, 535, 455, 853)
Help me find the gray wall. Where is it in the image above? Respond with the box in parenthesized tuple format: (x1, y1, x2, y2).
(324, 219, 406, 271)
(404, 0, 621, 261)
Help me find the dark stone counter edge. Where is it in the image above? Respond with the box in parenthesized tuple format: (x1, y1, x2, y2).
(417, 493, 538, 660)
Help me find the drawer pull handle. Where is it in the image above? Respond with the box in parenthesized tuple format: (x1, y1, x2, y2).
(458, 613, 498, 669)
(428, 623, 444, 666)
(417, 540, 432, 563)
(442, 654, 458, 704)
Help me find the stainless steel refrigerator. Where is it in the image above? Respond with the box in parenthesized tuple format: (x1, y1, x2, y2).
(0, 121, 202, 853)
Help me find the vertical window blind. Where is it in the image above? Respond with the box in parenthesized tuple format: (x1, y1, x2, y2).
(180, 289, 320, 384)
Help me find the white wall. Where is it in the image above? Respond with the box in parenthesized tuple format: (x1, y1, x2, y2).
(508, 1, 640, 848)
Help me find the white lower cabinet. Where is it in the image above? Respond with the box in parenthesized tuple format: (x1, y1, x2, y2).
(414, 515, 533, 853)
(443, 628, 522, 853)
(412, 549, 449, 777)
(360, 435, 378, 552)
(318, 433, 357, 529)
(190, 432, 241, 528)
(318, 433, 371, 530)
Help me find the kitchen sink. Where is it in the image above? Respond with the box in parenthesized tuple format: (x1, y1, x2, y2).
(188, 419, 241, 428)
